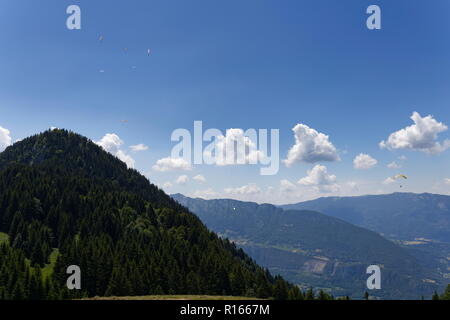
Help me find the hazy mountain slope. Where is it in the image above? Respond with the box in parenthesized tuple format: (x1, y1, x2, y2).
(0, 129, 292, 300)
(280, 193, 450, 242)
(280, 193, 450, 290)
(172, 194, 442, 299)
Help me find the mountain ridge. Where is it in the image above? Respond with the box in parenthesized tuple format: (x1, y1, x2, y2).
(172, 193, 442, 299)
(280, 192, 450, 242)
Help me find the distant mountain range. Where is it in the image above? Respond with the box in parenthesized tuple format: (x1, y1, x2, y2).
(172, 193, 447, 299)
(280, 193, 450, 295)
(280, 193, 450, 243)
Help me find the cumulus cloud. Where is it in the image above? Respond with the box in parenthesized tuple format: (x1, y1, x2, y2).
(387, 161, 401, 169)
(152, 157, 192, 172)
(193, 174, 206, 184)
(353, 153, 377, 170)
(298, 165, 338, 193)
(116, 150, 135, 168)
(280, 179, 297, 193)
(204, 128, 265, 166)
(0, 126, 12, 152)
(346, 181, 359, 191)
(176, 175, 189, 185)
(224, 183, 262, 195)
(95, 133, 135, 168)
(193, 188, 220, 199)
(445, 178, 450, 185)
(284, 123, 339, 166)
(130, 144, 149, 152)
(162, 181, 173, 189)
(383, 177, 396, 185)
(380, 112, 450, 154)
(96, 133, 123, 154)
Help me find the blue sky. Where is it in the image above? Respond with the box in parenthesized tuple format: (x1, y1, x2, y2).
(0, 0, 449, 203)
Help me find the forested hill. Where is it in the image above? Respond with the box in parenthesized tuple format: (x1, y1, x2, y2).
(0, 129, 296, 300)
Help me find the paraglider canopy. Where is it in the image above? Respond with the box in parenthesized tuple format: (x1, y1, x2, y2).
(392, 174, 408, 188)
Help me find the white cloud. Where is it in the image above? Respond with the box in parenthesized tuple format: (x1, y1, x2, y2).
(298, 164, 338, 193)
(192, 188, 220, 199)
(95, 133, 135, 168)
(353, 153, 377, 170)
(280, 179, 297, 193)
(152, 157, 192, 172)
(387, 161, 401, 169)
(116, 150, 136, 169)
(204, 128, 265, 166)
(225, 183, 262, 195)
(193, 174, 207, 184)
(380, 112, 450, 154)
(176, 175, 189, 185)
(130, 144, 149, 152)
(383, 177, 396, 185)
(284, 123, 339, 166)
(346, 181, 359, 191)
(96, 133, 123, 154)
(398, 155, 407, 161)
(162, 181, 173, 189)
(445, 178, 450, 185)
(0, 126, 12, 152)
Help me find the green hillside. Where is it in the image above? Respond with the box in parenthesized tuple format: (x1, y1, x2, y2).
(0, 129, 295, 300)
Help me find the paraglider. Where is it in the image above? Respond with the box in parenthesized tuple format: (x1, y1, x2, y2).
(392, 174, 408, 188)
(93, 32, 151, 73)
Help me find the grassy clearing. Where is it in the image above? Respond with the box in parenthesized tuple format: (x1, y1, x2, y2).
(0, 232, 9, 244)
(83, 295, 263, 301)
(42, 248, 60, 278)
(23, 248, 60, 278)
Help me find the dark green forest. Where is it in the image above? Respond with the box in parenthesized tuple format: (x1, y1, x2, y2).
(432, 285, 450, 300)
(0, 129, 330, 300)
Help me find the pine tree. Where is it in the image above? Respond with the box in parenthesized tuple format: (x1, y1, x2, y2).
(305, 287, 315, 300)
